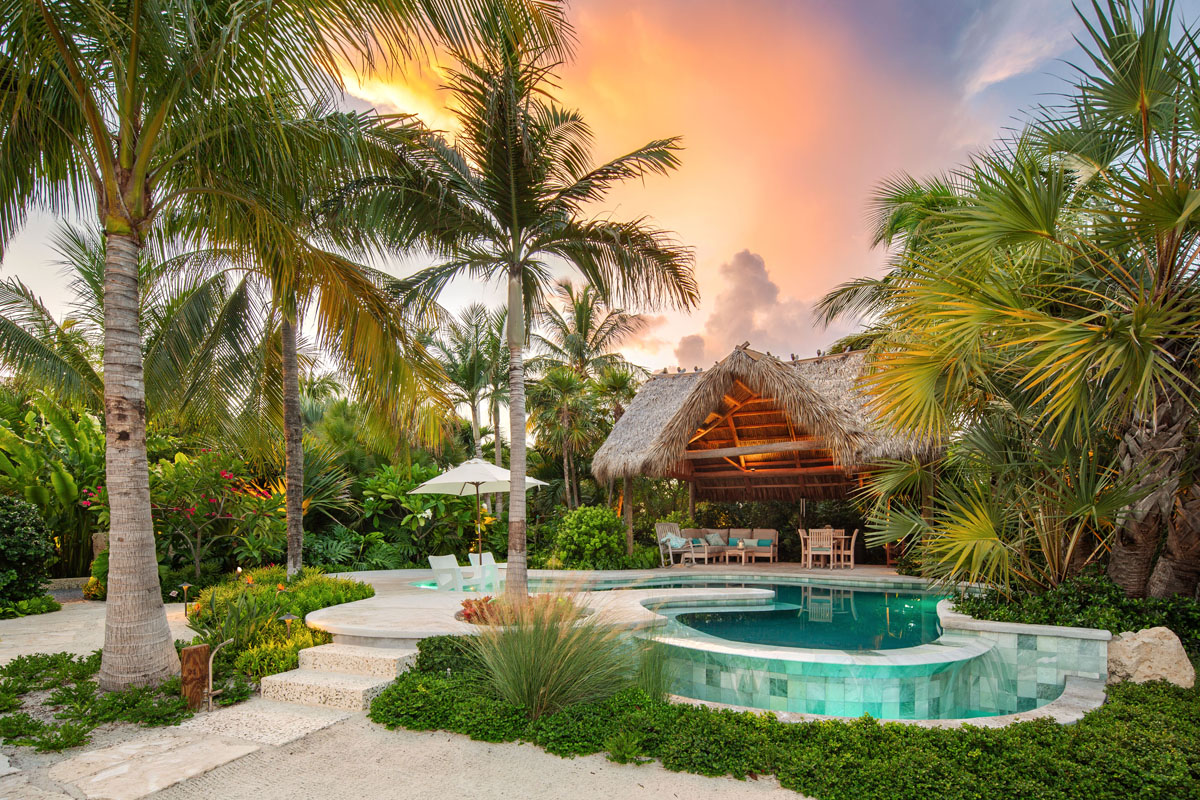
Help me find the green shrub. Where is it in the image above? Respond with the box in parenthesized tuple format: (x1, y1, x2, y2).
(414, 635, 475, 676)
(465, 593, 634, 720)
(554, 506, 626, 570)
(955, 572, 1200, 655)
(187, 585, 281, 652)
(232, 627, 332, 681)
(0, 496, 56, 604)
(0, 594, 61, 619)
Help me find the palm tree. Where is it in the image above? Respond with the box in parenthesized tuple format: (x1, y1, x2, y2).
(591, 364, 640, 552)
(355, 38, 697, 597)
(821, 0, 1200, 598)
(432, 305, 493, 458)
(0, 224, 267, 438)
(528, 366, 600, 508)
(483, 308, 509, 516)
(207, 105, 453, 577)
(530, 280, 648, 378)
(0, 0, 567, 689)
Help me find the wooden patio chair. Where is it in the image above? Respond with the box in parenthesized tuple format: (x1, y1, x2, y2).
(655, 522, 695, 567)
(805, 528, 835, 569)
(834, 529, 859, 569)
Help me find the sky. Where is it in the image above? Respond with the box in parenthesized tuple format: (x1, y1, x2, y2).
(4, 0, 1199, 371)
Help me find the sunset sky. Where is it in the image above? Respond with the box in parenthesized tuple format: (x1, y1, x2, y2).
(5, 0, 1199, 371)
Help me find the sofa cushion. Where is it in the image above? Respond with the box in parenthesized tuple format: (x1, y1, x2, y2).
(704, 532, 726, 546)
(756, 538, 772, 547)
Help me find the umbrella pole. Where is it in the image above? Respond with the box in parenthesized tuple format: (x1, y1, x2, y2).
(475, 484, 482, 556)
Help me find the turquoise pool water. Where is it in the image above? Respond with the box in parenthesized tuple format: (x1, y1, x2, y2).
(671, 585, 942, 651)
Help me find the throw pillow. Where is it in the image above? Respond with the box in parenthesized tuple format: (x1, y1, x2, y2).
(704, 533, 725, 546)
(757, 538, 772, 547)
(729, 536, 741, 546)
(666, 535, 687, 549)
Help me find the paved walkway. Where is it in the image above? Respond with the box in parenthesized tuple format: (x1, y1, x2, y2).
(0, 600, 192, 664)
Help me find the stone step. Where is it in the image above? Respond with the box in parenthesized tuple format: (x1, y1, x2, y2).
(298, 643, 416, 679)
(259, 669, 393, 711)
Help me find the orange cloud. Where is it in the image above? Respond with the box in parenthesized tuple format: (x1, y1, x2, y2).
(340, 1, 1019, 369)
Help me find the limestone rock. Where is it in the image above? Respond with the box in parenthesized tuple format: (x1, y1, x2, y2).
(1107, 626, 1195, 687)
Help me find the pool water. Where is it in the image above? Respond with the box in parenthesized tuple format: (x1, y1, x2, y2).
(668, 584, 942, 651)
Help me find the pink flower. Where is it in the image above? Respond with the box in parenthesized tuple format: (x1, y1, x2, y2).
(209, 498, 218, 503)
(80, 500, 91, 507)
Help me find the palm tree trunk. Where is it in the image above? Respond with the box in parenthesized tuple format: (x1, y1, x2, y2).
(505, 275, 528, 599)
(492, 396, 504, 519)
(562, 449, 572, 510)
(282, 311, 304, 577)
(623, 476, 633, 556)
(1109, 401, 1186, 597)
(98, 232, 180, 690)
(470, 403, 483, 459)
(1147, 482, 1200, 598)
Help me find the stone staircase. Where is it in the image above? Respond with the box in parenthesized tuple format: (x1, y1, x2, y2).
(260, 643, 415, 710)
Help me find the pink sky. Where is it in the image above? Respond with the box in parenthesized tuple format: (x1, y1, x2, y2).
(3, 0, 1166, 371)
(342, 0, 1090, 369)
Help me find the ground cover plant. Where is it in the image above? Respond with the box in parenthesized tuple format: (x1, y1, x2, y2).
(955, 572, 1200, 656)
(372, 638, 1200, 800)
(0, 651, 190, 752)
(182, 566, 373, 683)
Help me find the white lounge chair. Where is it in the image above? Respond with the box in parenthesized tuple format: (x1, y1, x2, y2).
(429, 554, 468, 590)
(468, 552, 502, 593)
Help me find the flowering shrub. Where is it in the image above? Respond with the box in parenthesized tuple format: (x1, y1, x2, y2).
(88, 450, 287, 580)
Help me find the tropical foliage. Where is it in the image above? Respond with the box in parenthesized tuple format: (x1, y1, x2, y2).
(820, 0, 1200, 598)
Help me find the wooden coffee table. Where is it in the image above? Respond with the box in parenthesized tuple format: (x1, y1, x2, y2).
(726, 547, 749, 564)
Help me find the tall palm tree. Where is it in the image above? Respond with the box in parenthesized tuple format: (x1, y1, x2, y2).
(0, 0, 567, 688)
(206, 105, 453, 577)
(355, 39, 697, 596)
(530, 280, 648, 378)
(528, 366, 599, 508)
(821, 0, 1200, 598)
(432, 304, 492, 458)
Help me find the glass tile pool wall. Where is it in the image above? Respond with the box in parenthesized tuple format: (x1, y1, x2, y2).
(664, 639, 1041, 719)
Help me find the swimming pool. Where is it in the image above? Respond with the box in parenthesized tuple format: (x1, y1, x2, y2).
(411, 572, 1105, 720)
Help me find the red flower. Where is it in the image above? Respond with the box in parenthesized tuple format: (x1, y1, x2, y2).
(80, 500, 91, 507)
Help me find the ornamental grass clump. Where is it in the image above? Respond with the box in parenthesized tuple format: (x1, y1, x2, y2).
(465, 593, 631, 720)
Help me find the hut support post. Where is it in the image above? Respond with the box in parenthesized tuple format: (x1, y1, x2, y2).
(623, 476, 633, 555)
(688, 480, 696, 519)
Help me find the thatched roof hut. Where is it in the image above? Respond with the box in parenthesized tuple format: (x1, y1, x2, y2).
(592, 345, 932, 501)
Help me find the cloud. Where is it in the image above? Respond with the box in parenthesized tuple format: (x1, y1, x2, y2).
(671, 250, 846, 367)
(959, 0, 1077, 96)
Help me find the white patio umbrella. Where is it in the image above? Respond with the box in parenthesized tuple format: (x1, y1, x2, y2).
(408, 458, 547, 555)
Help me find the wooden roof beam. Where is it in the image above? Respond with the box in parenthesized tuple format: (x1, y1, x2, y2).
(684, 439, 825, 460)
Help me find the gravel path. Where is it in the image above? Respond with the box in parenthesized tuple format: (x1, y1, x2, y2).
(148, 714, 800, 800)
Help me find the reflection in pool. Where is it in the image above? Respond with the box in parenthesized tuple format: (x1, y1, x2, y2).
(671, 584, 943, 651)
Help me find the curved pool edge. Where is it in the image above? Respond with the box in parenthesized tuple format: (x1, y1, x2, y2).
(669, 674, 1107, 728)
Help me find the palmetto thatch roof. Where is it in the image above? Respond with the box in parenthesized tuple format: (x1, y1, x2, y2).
(592, 346, 932, 500)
